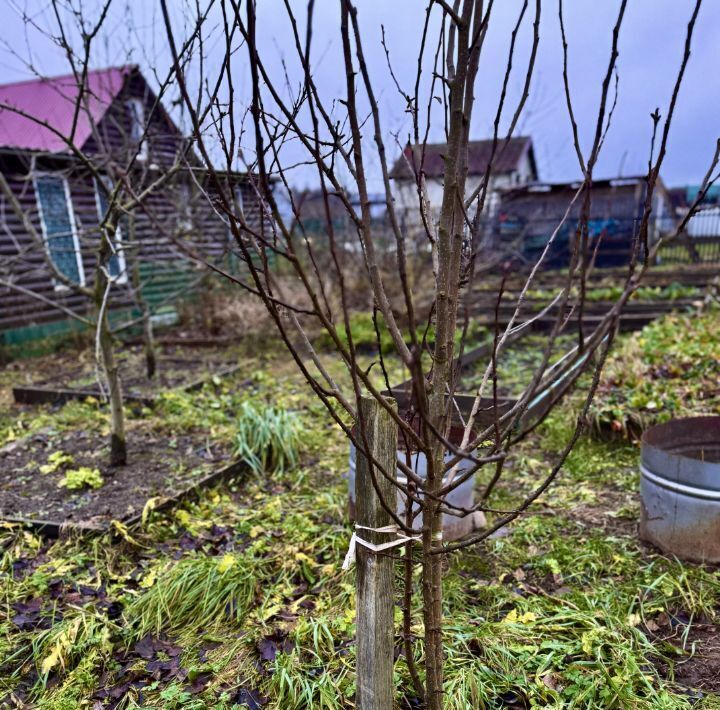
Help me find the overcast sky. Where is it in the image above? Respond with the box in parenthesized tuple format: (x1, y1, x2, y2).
(1, 1, 718, 190)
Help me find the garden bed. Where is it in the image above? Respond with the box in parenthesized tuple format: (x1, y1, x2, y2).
(460, 332, 578, 399)
(3, 320, 720, 706)
(589, 308, 720, 439)
(389, 325, 585, 430)
(123, 325, 240, 348)
(11, 343, 241, 406)
(468, 296, 698, 330)
(0, 422, 241, 535)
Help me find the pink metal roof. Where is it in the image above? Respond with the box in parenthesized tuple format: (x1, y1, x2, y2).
(0, 66, 132, 153)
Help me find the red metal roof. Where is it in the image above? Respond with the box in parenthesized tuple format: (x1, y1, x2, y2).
(0, 66, 133, 153)
(389, 136, 534, 180)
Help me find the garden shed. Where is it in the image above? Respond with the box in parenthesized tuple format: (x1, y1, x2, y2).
(491, 176, 676, 267)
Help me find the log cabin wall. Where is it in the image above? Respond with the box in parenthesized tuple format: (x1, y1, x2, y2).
(0, 68, 263, 348)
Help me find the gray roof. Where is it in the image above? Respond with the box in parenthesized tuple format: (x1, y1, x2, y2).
(389, 136, 534, 180)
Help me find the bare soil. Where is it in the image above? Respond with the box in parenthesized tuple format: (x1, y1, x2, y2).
(0, 423, 233, 529)
(670, 623, 720, 693)
(8, 343, 239, 401)
(650, 617, 720, 694)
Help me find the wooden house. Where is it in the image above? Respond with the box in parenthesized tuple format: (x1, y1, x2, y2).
(0, 65, 260, 347)
(389, 136, 538, 223)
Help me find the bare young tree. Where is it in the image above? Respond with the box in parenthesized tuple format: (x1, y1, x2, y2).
(0, 2, 228, 466)
(160, 0, 715, 705)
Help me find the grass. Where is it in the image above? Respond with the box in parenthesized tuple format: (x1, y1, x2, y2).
(462, 333, 577, 397)
(657, 243, 720, 265)
(233, 401, 300, 476)
(0, 323, 719, 707)
(521, 281, 702, 303)
(128, 551, 261, 637)
(316, 310, 487, 356)
(589, 308, 720, 439)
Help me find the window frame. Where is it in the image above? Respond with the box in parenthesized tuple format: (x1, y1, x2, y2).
(125, 97, 149, 161)
(33, 172, 85, 290)
(177, 181, 193, 234)
(94, 176, 128, 285)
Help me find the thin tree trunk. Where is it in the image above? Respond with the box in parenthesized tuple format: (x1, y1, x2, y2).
(421, 4, 480, 700)
(423, 393, 446, 710)
(98, 309, 127, 466)
(130, 254, 156, 379)
(403, 477, 425, 699)
(95, 222, 128, 466)
(142, 308, 157, 380)
(125, 214, 157, 379)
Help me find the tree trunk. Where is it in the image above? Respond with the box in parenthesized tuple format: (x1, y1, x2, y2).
(99, 310, 127, 466)
(143, 311, 157, 380)
(422, 393, 446, 710)
(95, 222, 127, 466)
(128, 217, 157, 380)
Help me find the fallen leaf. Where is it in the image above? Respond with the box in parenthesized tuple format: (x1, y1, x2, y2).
(235, 687, 267, 708)
(502, 609, 537, 625)
(257, 637, 280, 663)
(217, 553, 236, 574)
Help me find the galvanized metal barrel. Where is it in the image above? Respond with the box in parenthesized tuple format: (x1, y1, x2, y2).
(640, 416, 720, 562)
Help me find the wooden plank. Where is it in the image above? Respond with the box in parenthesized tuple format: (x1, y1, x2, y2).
(12, 385, 153, 407)
(355, 396, 397, 710)
(11, 386, 138, 406)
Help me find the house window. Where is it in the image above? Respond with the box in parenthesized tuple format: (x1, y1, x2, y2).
(235, 186, 245, 217)
(178, 182, 193, 234)
(125, 98, 148, 160)
(34, 174, 84, 287)
(95, 177, 128, 284)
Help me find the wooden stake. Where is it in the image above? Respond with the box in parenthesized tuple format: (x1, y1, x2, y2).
(355, 396, 397, 710)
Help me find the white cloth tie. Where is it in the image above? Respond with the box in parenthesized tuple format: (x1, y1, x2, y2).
(342, 524, 421, 570)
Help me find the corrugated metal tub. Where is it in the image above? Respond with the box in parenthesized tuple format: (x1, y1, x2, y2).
(640, 416, 720, 562)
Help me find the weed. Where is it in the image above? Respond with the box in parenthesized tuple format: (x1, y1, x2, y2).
(233, 401, 300, 476)
(39, 451, 74, 475)
(58, 467, 104, 490)
(127, 552, 260, 637)
(317, 310, 486, 356)
(2, 317, 720, 707)
(266, 651, 350, 709)
(589, 309, 720, 439)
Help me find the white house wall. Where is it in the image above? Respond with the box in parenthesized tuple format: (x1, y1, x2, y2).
(393, 174, 515, 224)
(391, 149, 536, 225)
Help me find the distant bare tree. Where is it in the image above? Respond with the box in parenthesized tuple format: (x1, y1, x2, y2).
(0, 2, 225, 466)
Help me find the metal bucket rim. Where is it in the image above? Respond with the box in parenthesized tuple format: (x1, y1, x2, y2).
(641, 416, 720, 468)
